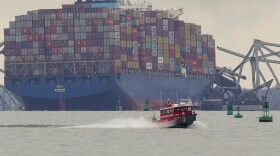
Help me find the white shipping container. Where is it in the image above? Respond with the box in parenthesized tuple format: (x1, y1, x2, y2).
(170, 65, 175, 71)
(151, 26, 157, 32)
(203, 68, 209, 74)
(146, 63, 152, 70)
(158, 50, 163, 57)
(197, 42, 202, 48)
(169, 32, 174, 38)
(152, 50, 157, 56)
(158, 57, 163, 63)
(115, 32, 120, 38)
(170, 58, 175, 65)
(140, 12, 145, 17)
(127, 22, 132, 27)
(114, 25, 120, 31)
(152, 44, 157, 50)
(163, 26, 168, 31)
(163, 19, 168, 26)
(209, 68, 215, 74)
(208, 42, 214, 48)
(158, 64, 164, 70)
(169, 38, 174, 44)
(133, 48, 138, 55)
(197, 47, 202, 53)
(133, 41, 138, 47)
(157, 13, 163, 19)
(145, 17, 151, 23)
(209, 61, 215, 68)
(152, 38, 157, 44)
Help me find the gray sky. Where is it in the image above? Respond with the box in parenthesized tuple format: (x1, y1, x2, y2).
(1, 0, 280, 88)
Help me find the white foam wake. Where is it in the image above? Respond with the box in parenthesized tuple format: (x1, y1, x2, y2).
(190, 121, 209, 129)
(68, 117, 158, 129)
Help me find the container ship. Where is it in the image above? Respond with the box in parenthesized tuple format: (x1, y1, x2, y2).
(2, 0, 216, 111)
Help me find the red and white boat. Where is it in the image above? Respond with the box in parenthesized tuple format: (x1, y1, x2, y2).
(152, 98, 197, 128)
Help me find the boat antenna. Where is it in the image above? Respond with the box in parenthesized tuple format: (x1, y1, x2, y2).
(176, 89, 179, 104)
(160, 89, 163, 108)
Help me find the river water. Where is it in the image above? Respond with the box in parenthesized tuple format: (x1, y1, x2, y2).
(0, 111, 279, 156)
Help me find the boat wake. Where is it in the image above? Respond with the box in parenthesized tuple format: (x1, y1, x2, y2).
(68, 117, 158, 129)
(189, 121, 209, 129)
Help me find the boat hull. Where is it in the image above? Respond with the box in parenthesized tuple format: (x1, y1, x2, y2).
(154, 114, 197, 128)
(5, 73, 212, 111)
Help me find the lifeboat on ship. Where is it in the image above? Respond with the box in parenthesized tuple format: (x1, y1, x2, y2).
(152, 98, 197, 128)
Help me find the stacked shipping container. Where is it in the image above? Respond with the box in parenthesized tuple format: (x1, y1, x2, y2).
(3, 4, 215, 78)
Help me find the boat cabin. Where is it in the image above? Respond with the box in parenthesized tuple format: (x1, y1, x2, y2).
(160, 99, 193, 120)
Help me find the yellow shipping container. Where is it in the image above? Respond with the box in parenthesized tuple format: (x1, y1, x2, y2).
(185, 31, 191, 39)
(146, 36, 151, 42)
(158, 37, 163, 43)
(164, 44, 169, 51)
(133, 62, 139, 68)
(175, 51, 180, 58)
(151, 18, 157, 23)
(186, 40, 191, 46)
(115, 59, 121, 66)
(158, 43, 163, 50)
(185, 23, 191, 30)
(203, 61, 208, 68)
(191, 41, 196, 47)
(190, 35, 196, 41)
(175, 45, 180, 51)
(114, 15, 119, 21)
(121, 41, 126, 47)
(164, 57, 170, 64)
(202, 36, 208, 42)
(139, 18, 145, 25)
(127, 41, 132, 48)
(127, 61, 133, 68)
(133, 11, 139, 18)
(126, 27, 132, 34)
(164, 51, 169, 57)
(163, 11, 168, 18)
(203, 54, 208, 61)
(163, 37, 169, 44)
(121, 54, 127, 61)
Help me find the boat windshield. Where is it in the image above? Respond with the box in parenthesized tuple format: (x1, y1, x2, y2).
(179, 99, 191, 105)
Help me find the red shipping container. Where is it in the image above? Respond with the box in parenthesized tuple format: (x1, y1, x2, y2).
(197, 53, 202, 60)
(169, 45, 174, 51)
(114, 66, 122, 74)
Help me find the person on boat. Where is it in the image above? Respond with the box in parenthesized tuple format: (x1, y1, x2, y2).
(167, 99, 172, 107)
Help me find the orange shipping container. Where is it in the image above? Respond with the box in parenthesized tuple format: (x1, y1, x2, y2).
(164, 57, 169, 64)
(157, 37, 163, 43)
(121, 54, 127, 61)
(158, 43, 163, 50)
(127, 61, 133, 68)
(115, 59, 121, 66)
(164, 51, 169, 57)
(175, 45, 180, 51)
(164, 44, 169, 51)
(175, 51, 180, 58)
(133, 62, 139, 68)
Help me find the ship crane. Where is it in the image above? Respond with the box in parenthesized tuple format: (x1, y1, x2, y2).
(0, 41, 24, 111)
(218, 39, 280, 110)
(0, 41, 3, 55)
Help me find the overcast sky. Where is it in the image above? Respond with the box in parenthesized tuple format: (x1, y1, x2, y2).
(1, 0, 280, 88)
